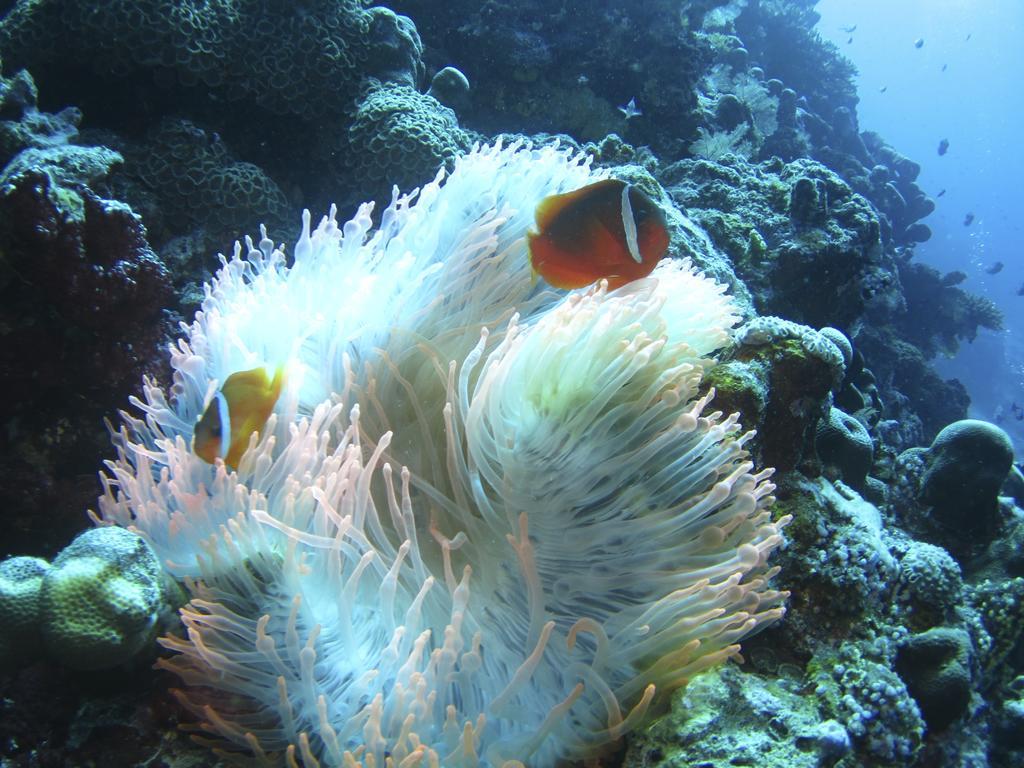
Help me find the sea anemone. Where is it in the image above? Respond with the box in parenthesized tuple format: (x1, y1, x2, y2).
(95, 142, 789, 766)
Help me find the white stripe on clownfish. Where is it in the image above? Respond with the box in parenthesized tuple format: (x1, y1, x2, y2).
(621, 183, 642, 264)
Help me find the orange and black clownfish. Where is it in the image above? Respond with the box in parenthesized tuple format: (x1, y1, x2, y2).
(193, 365, 285, 470)
(527, 178, 670, 290)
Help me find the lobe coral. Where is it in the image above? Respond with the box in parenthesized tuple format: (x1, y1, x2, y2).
(95, 142, 789, 767)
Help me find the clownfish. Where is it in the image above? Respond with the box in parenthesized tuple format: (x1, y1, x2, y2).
(527, 178, 669, 291)
(193, 365, 285, 469)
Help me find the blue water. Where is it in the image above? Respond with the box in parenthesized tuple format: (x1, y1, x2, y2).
(816, 0, 1024, 451)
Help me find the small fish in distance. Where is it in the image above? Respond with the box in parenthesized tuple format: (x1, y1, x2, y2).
(841, 24, 857, 33)
(915, 37, 925, 48)
(937, 189, 946, 197)
(963, 212, 974, 226)
(847, 36, 853, 44)
(1013, 402, 1024, 420)
(985, 261, 1004, 275)
(1018, 283, 1024, 297)
(942, 63, 948, 72)
(879, 85, 888, 93)
(618, 97, 642, 120)
(938, 138, 949, 155)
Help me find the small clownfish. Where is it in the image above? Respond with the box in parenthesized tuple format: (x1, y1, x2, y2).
(193, 365, 285, 470)
(527, 178, 669, 291)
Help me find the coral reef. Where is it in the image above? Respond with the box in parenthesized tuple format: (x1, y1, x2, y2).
(660, 154, 889, 331)
(130, 118, 292, 246)
(624, 663, 852, 767)
(391, 0, 707, 151)
(708, 316, 844, 472)
(0, 0, 390, 121)
(0, 67, 172, 558)
(0, 0, 1017, 766)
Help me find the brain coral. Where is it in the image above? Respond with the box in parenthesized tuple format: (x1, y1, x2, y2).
(816, 406, 873, 490)
(39, 527, 168, 671)
(920, 419, 1013, 539)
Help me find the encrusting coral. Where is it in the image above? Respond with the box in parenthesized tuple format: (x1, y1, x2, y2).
(95, 142, 789, 766)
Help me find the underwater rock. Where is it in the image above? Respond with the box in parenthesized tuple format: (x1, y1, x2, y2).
(714, 92, 750, 130)
(426, 65, 472, 112)
(731, 0, 857, 121)
(0, 157, 172, 556)
(920, 419, 1014, 540)
(623, 664, 849, 768)
(397, 0, 707, 152)
(773, 476, 897, 637)
(763, 85, 808, 161)
(816, 406, 874, 490)
(0, 66, 36, 120)
(122, 117, 291, 250)
(891, 419, 1015, 567)
(895, 259, 1004, 359)
(362, 7, 425, 90)
(895, 628, 973, 731)
(711, 316, 845, 471)
(856, 330, 969, 444)
(0, 90, 82, 167)
(873, 141, 922, 183)
(810, 635, 924, 764)
(789, 175, 830, 226)
(819, 326, 854, 370)
(857, 133, 938, 247)
(830, 105, 870, 163)
(994, 692, 1024, 751)
(902, 222, 932, 243)
(0, 144, 123, 197)
(1003, 464, 1024, 509)
(984, 516, 1024, 579)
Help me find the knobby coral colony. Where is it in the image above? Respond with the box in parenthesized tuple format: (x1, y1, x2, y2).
(95, 142, 789, 767)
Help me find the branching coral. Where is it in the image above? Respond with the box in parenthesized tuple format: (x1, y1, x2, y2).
(95, 142, 788, 766)
(689, 125, 754, 161)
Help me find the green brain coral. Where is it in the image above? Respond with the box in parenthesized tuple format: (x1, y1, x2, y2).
(39, 527, 168, 670)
